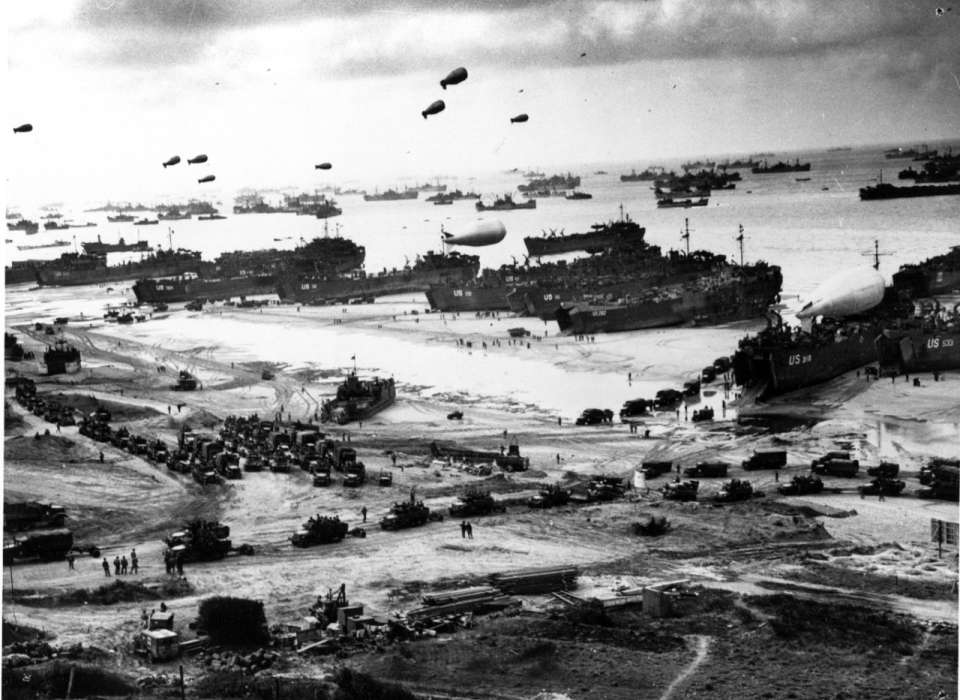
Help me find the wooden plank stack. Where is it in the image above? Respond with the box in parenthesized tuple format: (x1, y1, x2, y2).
(489, 566, 579, 594)
(407, 586, 518, 620)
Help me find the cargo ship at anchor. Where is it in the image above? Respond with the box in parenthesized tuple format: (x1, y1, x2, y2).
(751, 159, 811, 174)
(81, 236, 151, 255)
(859, 181, 960, 201)
(35, 248, 204, 287)
(523, 209, 646, 257)
(475, 195, 536, 211)
(133, 236, 367, 304)
(276, 250, 480, 305)
(363, 188, 418, 202)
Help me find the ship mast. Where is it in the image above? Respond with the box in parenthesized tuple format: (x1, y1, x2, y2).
(736, 225, 744, 267)
(862, 239, 891, 270)
(681, 218, 691, 256)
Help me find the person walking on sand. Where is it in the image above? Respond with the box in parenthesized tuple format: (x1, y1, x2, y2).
(466, 522, 473, 539)
(361, 506, 368, 523)
(121, 555, 128, 575)
(103, 557, 111, 576)
(67, 553, 75, 570)
(130, 549, 138, 574)
(114, 556, 121, 576)
(460, 521, 467, 539)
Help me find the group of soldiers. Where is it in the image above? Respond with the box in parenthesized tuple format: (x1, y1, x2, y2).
(162, 548, 186, 576)
(100, 549, 138, 576)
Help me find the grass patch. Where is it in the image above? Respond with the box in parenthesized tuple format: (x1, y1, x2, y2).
(12, 578, 193, 607)
(748, 594, 920, 654)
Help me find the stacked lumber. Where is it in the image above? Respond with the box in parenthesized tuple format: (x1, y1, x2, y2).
(489, 566, 579, 594)
(407, 586, 518, 620)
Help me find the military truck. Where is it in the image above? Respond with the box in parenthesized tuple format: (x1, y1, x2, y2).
(172, 370, 198, 391)
(661, 480, 699, 502)
(778, 475, 824, 496)
(654, 389, 683, 410)
(290, 515, 349, 547)
(146, 440, 169, 463)
(641, 461, 674, 479)
(527, 483, 571, 509)
(866, 462, 900, 478)
(582, 476, 626, 503)
(312, 464, 332, 486)
(134, 611, 180, 663)
(713, 479, 755, 503)
(620, 398, 652, 421)
(4, 528, 75, 562)
(4, 502, 67, 532)
(811, 458, 859, 477)
(810, 451, 851, 468)
(165, 520, 232, 562)
(380, 500, 439, 530)
(683, 462, 729, 478)
(742, 449, 787, 471)
(343, 462, 366, 487)
(918, 460, 959, 501)
(449, 489, 506, 517)
(859, 478, 906, 497)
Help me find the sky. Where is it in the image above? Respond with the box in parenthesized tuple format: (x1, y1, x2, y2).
(4, 0, 959, 205)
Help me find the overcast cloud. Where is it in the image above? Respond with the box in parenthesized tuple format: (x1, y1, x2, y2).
(51, 0, 957, 77)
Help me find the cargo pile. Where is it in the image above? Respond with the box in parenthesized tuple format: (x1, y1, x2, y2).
(406, 586, 519, 620)
(488, 566, 579, 594)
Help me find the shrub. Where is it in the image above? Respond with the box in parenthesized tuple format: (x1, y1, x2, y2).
(197, 597, 269, 646)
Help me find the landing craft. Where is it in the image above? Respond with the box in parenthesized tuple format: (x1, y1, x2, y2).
(422, 100, 445, 119)
(796, 267, 885, 320)
(440, 67, 468, 90)
(198, 175, 216, 184)
(13, 123, 33, 133)
(163, 156, 181, 168)
(315, 162, 332, 170)
(187, 154, 208, 165)
(441, 219, 506, 247)
(510, 113, 529, 124)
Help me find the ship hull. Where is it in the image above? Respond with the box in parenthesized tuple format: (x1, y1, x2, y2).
(133, 276, 277, 304)
(524, 227, 646, 257)
(278, 264, 478, 304)
(5, 266, 37, 285)
(37, 259, 204, 286)
(557, 275, 781, 335)
(877, 330, 960, 374)
(860, 183, 960, 200)
(425, 284, 511, 312)
(733, 325, 880, 397)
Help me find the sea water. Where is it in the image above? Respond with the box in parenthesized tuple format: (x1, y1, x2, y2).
(5, 143, 959, 419)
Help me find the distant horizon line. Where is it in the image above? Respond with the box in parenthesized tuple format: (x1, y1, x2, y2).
(6, 136, 958, 211)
